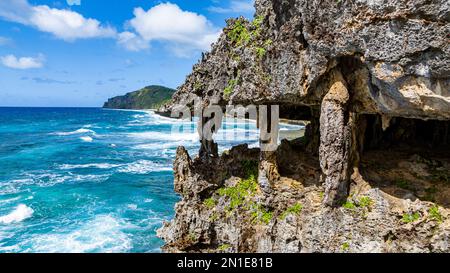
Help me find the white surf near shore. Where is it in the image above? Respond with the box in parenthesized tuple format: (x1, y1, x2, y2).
(24, 214, 133, 253)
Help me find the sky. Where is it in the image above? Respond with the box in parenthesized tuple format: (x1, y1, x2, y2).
(0, 0, 255, 107)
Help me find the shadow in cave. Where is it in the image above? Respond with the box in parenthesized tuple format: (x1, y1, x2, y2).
(359, 115, 450, 208)
(276, 105, 322, 187)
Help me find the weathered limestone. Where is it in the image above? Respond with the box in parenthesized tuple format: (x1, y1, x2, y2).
(258, 151, 280, 194)
(158, 139, 450, 253)
(258, 105, 281, 193)
(198, 107, 222, 159)
(319, 70, 353, 206)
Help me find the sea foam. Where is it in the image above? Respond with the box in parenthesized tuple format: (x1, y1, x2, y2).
(118, 160, 172, 174)
(128, 131, 198, 142)
(25, 215, 133, 253)
(54, 128, 96, 136)
(59, 163, 120, 170)
(80, 136, 93, 142)
(0, 204, 34, 225)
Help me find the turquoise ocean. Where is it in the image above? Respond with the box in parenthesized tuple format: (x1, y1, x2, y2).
(0, 107, 301, 253)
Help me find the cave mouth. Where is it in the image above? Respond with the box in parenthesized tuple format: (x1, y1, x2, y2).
(359, 114, 450, 208)
(274, 105, 322, 187)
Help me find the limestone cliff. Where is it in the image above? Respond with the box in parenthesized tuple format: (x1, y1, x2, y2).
(157, 0, 450, 253)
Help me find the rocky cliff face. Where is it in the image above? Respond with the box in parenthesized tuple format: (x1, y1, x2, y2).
(157, 0, 450, 253)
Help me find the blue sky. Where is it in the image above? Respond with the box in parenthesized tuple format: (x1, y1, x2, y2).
(0, 0, 255, 107)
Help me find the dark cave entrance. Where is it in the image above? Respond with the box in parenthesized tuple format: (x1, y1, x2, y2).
(359, 114, 450, 207)
(362, 115, 450, 151)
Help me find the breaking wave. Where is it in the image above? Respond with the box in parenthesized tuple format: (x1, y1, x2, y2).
(118, 160, 172, 174)
(53, 128, 96, 136)
(0, 204, 34, 225)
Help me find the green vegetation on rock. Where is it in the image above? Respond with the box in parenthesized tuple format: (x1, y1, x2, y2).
(204, 197, 216, 209)
(103, 85, 175, 109)
(342, 196, 374, 218)
(218, 244, 231, 251)
(343, 200, 357, 210)
(228, 18, 251, 46)
(341, 242, 350, 252)
(251, 204, 273, 225)
(428, 205, 443, 223)
(280, 203, 303, 220)
(217, 174, 258, 212)
(402, 212, 421, 223)
(359, 197, 374, 209)
(223, 78, 238, 98)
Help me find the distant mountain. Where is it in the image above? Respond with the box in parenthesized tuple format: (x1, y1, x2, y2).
(103, 85, 175, 110)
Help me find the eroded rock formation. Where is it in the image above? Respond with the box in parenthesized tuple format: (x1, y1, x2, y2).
(157, 0, 450, 252)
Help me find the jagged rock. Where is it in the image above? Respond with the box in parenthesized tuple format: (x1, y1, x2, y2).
(162, 0, 449, 119)
(158, 143, 450, 253)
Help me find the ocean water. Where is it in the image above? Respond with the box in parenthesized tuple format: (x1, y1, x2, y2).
(0, 107, 302, 253)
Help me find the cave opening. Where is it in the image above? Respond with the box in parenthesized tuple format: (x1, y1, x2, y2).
(274, 105, 321, 187)
(358, 114, 450, 208)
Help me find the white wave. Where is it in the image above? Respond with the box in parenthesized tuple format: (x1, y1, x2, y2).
(248, 142, 260, 148)
(280, 124, 305, 130)
(126, 111, 188, 126)
(133, 114, 146, 119)
(152, 114, 190, 125)
(127, 204, 138, 210)
(25, 215, 133, 253)
(118, 160, 172, 174)
(7, 172, 109, 189)
(0, 196, 21, 204)
(280, 126, 304, 132)
(70, 174, 110, 183)
(54, 128, 96, 136)
(59, 163, 121, 170)
(128, 131, 198, 142)
(0, 204, 34, 225)
(80, 136, 93, 142)
(30, 174, 72, 187)
(1, 173, 110, 193)
(0, 178, 35, 195)
(133, 141, 188, 150)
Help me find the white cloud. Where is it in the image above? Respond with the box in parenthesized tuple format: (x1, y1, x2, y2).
(1, 54, 45, 69)
(119, 3, 221, 55)
(30, 5, 116, 41)
(117, 31, 149, 52)
(0, 0, 32, 25)
(208, 0, 255, 14)
(0, 1, 221, 56)
(0, 0, 116, 41)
